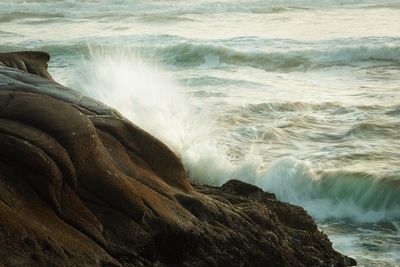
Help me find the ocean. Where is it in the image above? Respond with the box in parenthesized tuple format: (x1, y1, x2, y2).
(1, 0, 399, 265)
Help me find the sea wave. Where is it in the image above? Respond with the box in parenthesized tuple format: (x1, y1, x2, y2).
(4, 36, 400, 72)
(257, 157, 400, 222)
(344, 120, 400, 138)
(236, 101, 345, 113)
(229, 101, 398, 114)
(2, 0, 400, 24)
(158, 42, 400, 71)
(0, 11, 65, 23)
(386, 106, 400, 116)
(226, 102, 400, 143)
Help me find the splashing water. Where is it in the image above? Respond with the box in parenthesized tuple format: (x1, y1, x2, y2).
(70, 47, 400, 225)
(71, 47, 265, 186)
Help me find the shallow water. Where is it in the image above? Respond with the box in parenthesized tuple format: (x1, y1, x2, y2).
(1, 0, 400, 265)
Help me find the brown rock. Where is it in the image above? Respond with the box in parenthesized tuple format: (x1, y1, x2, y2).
(0, 52, 356, 267)
(0, 51, 52, 80)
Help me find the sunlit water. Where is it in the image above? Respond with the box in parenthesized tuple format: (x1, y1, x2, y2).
(1, 1, 400, 266)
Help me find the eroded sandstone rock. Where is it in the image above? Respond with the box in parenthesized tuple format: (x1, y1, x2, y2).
(0, 52, 356, 267)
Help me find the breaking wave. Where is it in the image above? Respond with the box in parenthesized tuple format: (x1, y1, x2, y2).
(257, 158, 400, 222)
(158, 42, 400, 71)
(69, 48, 400, 223)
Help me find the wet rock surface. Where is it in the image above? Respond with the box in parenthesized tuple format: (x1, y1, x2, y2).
(0, 51, 356, 267)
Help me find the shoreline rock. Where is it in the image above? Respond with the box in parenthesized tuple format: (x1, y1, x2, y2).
(0, 51, 356, 266)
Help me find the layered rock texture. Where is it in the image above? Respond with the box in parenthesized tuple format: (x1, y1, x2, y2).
(0, 51, 356, 267)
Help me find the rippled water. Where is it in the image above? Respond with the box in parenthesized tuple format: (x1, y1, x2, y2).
(1, 0, 400, 266)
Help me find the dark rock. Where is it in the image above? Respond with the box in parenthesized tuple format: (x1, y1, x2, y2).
(0, 51, 52, 80)
(0, 51, 356, 267)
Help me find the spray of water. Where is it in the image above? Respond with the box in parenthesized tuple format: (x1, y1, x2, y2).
(70, 47, 400, 223)
(70, 46, 265, 186)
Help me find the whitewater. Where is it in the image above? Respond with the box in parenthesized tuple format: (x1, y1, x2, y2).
(1, 0, 399, 266)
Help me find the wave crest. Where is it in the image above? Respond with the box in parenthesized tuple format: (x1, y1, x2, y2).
(159, 42, 400, 71)
(258, 157, 400, 222)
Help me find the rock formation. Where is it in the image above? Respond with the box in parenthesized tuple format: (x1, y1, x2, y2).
(0, 51, 356, 266)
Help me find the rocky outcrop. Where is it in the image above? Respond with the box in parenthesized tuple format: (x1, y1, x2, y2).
(0, 51, 356, 267)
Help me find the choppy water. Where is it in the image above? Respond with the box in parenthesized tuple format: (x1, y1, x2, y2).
(1, 0, 400, 266)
